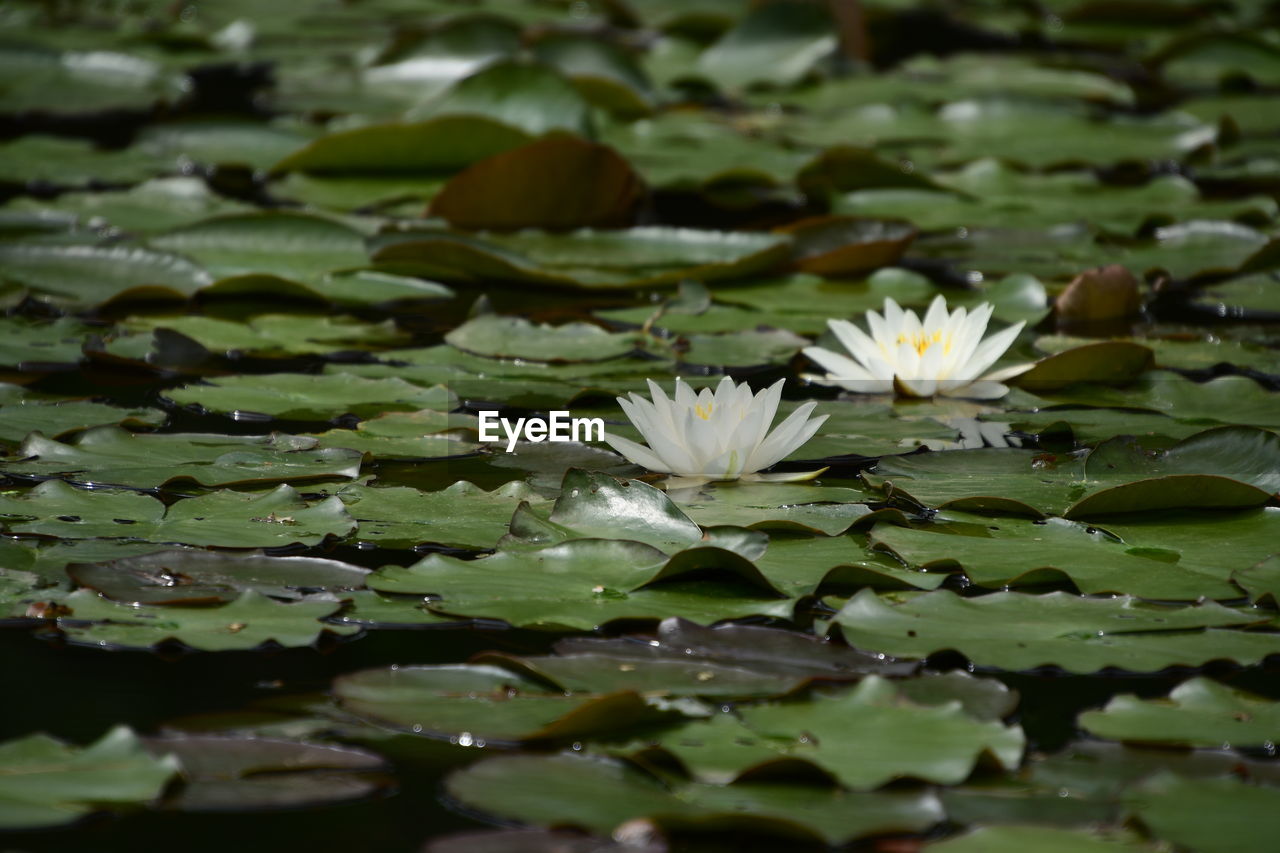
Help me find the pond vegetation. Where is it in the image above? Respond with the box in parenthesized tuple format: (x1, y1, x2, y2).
(1, 0, 1279, 850)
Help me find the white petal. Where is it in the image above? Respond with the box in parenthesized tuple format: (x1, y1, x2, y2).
(942, 379, 1009, 400)
(602, 433, 673, 473)
(959, 320, 1025, 379)
(828, 320, 884, 371)
(748, 404, 826, 470)
(921, 293, 949, 331)
(803, 345, 874, 380)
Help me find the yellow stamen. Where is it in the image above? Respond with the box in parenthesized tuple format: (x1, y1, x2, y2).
(896, 329, 945, 356)
(695, 402, 714, 420)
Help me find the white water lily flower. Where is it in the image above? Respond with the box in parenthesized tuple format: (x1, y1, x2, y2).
(604, 376, 828, 485)
(804, 295, 1028, 399)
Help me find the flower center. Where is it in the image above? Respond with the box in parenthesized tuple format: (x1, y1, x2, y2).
(897, 330, 950, 356)
(694, 402, 714, 420)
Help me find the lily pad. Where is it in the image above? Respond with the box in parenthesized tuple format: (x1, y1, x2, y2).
(429, 136, 643, 231)
(68, 549, 368, 605)
(149, 211, 368, 285)
(338, 481, 546, 550)
(0, 726, 178, 830)
(924, 825, 1156, 853)
(372, 226, 792, 290)
(144, 735, 390, 812)
(1123, 773, 1280, 853)
(334, 664, 677, 744)
(4, 427, 363, 488)
(650, 676, 1024, 789)
(445, 752, 944, 845)
(0, 243, 213, 309)
(867, 426, 1280, 518)
(56, 588, 359, 651)
(1079, 678, 1280, 749)
(0, 398, 165, 445)
(445, 315, 642, 362)
(831, 588, 1278, 673)
(164, 373, 454, 421)
(672, 483, 874, 535)
(0, 481, 357, 548)
(370, 539, 792, 631)
(125, 313, 409, 357)
(868, 512, 1250, 600)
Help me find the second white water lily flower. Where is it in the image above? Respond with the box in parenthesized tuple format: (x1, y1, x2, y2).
(804, 295, 1027, 399)
(604, 376, 828, 485)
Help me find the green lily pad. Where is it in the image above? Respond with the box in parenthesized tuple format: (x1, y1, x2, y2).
(1013, 342, 1153, 392)
(651, 676, 1024, 790)
(149, 211, 368, 286)
(754, 533, 948, 596)
(1030, 372, 1279, 431)
(1123, 773, 1280, 853)
(55, 588, 359, 651)
(406, 59, 591, 137)
(0, 243, 213, 309)
(271, 115, 532, 176)
(0, 726, 178, 830)
(519, 616, 914, 695)
(507, 469, 729, 554)
(0, 481, 356, 548)
(0, 398, 163, 445)
(165, 373, 454, 421)
(336, 665, 679, 743)
(0, 136, 160, 187)
(144, 735, 390, 812)
(534, 33, 655, 117)
(838, 160, 1275, 234)
(370, 539, 792, 631)
(678, 328, 809, 368)
(868, 511, 1252, 600)
(445, 752, 943, 846)
(1034, 334, 1280, 374)
(924, 825, 1156, 853)
(125, 313, 409, 357)
(6, 178, 254, 234)
(1233, 556, 1280, 606)
(831, 588, 1277, 673)
(672, 483, 873, 535)
(371, 226, 792, 290)
(1080, 677, 1280, 749)
(137, 120, 318, 172)
(867, 426, 1280, 518)
(0, 43, 184, 113)
(695, 1, 835, 92)
(338, 481, 545, 550)
(68, 549, 368, 605)
(0, 316, 97, 370)
(4, 427, 362, 488)
(445, 315, 642, 362)
(326, 590, 460, 629)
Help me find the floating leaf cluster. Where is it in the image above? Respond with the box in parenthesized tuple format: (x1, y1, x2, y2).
(1, 0, 1278, 850)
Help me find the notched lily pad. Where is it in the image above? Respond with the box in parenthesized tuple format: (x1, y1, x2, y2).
(1080, 677, 1280, 749)
(55, 588, 359, 651)
(0, 726, 179, 830)
(831, 588, 1278, 673)
(68, 549, 369, 605)
(867, 426, 1280, 518)
(4, 427, 363, 488)
(334, 664, 680, 745)
(165, 373, 454, 421)
(144, 735, 391, 812)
